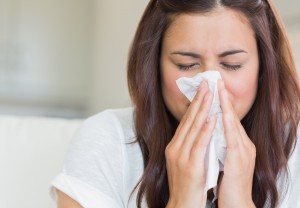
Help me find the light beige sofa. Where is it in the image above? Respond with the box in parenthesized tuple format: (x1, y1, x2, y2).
(0, 115, 83, 208)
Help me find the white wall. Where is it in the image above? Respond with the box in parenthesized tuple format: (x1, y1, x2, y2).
(0, 0, 92, 118)
(274, 0, 300, 71)
(0, 0, 298, 118)
(288, 29, 300, 71)
(86, 0, 149, 115)
(0, 0, 150, 117)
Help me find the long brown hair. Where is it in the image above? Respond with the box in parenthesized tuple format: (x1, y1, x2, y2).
(127, 0, 300, 207)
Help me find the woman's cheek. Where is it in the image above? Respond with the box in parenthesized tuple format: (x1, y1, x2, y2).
(224, 75, 258, 119)
(162, 71, 191, 121)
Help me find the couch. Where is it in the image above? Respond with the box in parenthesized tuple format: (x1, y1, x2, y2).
(0, 114, 83, 208)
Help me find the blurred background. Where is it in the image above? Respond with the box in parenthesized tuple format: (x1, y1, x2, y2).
(0, 0, 299, 118)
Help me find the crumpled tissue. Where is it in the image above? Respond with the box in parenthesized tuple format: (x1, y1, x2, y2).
(176, 70, 227, 195)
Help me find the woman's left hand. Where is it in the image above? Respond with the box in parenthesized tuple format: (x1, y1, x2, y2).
(217, 80, 256, 208)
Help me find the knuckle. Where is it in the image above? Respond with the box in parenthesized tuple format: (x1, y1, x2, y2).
(193, 92, 204, 103)
(249, 143, 257, 158)
(244, 139, 256, 159)
(190, 146, 200, 157)
(165, 145, 184, 165)
(190, 120, 201, 133)
(165, 145, 175, 159)
(190, 114, 207, 133)
(202, 121, 211, 132)
(194, 137, 209, 149)
(184, 114, 194, 125)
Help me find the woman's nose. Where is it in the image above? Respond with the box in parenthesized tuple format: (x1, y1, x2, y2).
(202, 60, 220, 72)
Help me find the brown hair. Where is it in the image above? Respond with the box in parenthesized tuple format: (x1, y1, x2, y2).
(127, 0, 300, 207)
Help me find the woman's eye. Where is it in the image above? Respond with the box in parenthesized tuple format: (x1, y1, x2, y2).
(221, 63, 242, 71)
(177, 63, 199, 70)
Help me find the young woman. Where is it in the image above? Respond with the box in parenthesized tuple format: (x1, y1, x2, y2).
(51, 0, 300, 207)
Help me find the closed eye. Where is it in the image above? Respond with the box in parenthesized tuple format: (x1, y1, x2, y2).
(177, 63, 200, 71)
(221, 63, 242, 70)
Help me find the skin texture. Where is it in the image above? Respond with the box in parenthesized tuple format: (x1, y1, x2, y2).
(160, 8, 259, 121)
(163, 7, 258, 208)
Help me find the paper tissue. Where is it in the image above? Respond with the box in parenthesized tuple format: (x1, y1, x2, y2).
(176, 71, 227, 193)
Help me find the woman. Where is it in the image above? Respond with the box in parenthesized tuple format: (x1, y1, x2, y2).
(51, 0, 300, 207)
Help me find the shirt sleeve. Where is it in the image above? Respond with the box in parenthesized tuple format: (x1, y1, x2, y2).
(50, 110, 126, 208)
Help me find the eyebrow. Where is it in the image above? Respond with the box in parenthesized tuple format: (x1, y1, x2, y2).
(218, 49, 247, 57)
(171, 49, 247, 58)
(171, 51, 201, 58)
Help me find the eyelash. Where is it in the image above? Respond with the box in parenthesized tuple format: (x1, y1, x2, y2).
(177, 63, 242, 71)
(221, 63, 242, 70)
(177, 64, 199, 71)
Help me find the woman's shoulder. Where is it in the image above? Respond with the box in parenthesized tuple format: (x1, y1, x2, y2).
(52, 107, 141, 208)
(77, 107, 136, 141)
(85, 107, 134, 128)
(63, 106, 138, 181)
(65, 107, 137, 165)
(93, 107, 134, 120)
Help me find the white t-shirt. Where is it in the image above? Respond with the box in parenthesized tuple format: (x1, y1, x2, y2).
(50, 107, 300, 208)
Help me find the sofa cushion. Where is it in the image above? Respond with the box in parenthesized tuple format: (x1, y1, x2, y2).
(0, 115, 82, 208)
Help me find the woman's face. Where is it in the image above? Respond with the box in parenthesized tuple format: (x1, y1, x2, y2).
(160, 7, 259, 121)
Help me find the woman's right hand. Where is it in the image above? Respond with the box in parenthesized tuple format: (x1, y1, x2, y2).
(165, 81, 217, 208)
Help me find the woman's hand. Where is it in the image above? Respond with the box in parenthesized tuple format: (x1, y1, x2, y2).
(217, 80, 256, 208)
(165, 81, 217, 208)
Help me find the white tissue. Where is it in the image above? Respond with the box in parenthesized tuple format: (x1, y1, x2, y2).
(176, 71, 227, 194)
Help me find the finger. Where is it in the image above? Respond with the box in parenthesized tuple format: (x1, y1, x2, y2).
(236, 123, 256, 156)
(190, 115, 217, 170)
(171, 81, 209, 147)
(217, 79, 237, 119)
(181, 91, 214, 153)
(236, 119, 251, 145)
(190, 114, 217, 157)
(218, 79, 241, 149)
(217, 79, 248, 144)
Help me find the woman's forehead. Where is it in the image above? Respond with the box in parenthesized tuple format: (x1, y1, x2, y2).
(165, 8, 252, 36)
(162, 8, 255, 54)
